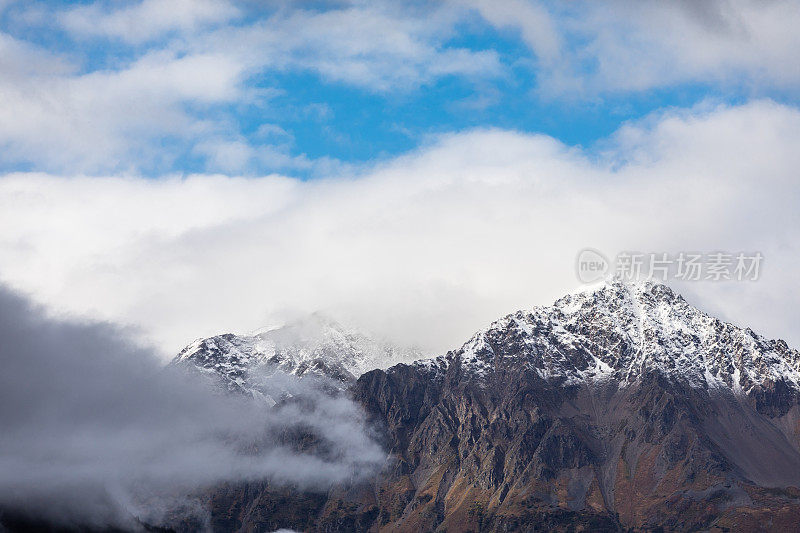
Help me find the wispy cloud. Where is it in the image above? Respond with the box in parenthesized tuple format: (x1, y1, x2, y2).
(59, 0, 241, 44)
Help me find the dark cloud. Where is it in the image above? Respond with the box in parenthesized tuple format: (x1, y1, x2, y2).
(0, 286, 383, 529)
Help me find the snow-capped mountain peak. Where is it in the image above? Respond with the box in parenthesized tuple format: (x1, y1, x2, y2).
(171, 313, 420, 396)
(434, 279, 800, 394)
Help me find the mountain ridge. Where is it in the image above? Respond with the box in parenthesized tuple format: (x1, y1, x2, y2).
(170, 280, 800, 532)
(408, 280, 800, 397)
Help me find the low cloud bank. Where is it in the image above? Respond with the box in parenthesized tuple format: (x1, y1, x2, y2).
(0, 286, 383, 529)
(1, 101, 799, 358)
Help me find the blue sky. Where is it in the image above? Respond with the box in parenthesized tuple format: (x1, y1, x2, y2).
(2, 0, 800, 356)
(2, 0, 799, 177)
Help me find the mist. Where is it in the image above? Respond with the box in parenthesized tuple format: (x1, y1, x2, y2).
(0, 286, 384, 529)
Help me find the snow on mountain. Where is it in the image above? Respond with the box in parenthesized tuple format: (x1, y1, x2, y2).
(174, 280, 800, 403)
(418, 279, 800, 394)
(171, 312, 420, 399)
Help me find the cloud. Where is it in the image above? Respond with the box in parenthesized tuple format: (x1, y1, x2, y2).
(0, 1, 503, 173)
(474, 0, 800, 94)
(0, 285, 384, 528)
(60, 0, 241, 44)
(3, 0, 798, 174)
(0, 45, 247, 172)
(460, 0, 561, 64)
(0, 100, 798, 361)
(220, 3, 502, 92)
(0, 32, 73, 81)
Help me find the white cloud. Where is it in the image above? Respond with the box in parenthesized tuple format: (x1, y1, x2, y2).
(460, 0, 561, 64)
(5, 0, 797, 175)
(197, 2, 503, 92)
(475, 0, 800, 94)
(580, 0, 800, 93)
(193, 136, 314, 174)
(60, 0, 240, 44)
(0, 2, 503, 173)
(43, 0, 800, 98)
(0, 46, 247, 172)
(0, 32, 73, 80)
(0, 101, 798, 360)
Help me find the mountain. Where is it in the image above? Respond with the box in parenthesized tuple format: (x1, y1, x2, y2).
(179, 281, 800, 532)
(171, 312, 420, 401)
(424, 280, 800, 402)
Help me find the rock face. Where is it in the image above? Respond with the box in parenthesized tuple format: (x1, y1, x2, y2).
(184, 281, 800, 532)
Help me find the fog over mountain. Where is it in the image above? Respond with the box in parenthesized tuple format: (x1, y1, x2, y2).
(0, 285, 383, 529)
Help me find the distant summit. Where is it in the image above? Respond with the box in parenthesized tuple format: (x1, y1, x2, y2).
(171, 312, 420, 400)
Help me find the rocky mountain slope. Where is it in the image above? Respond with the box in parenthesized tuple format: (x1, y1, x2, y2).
(178, 281, 800, 532)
